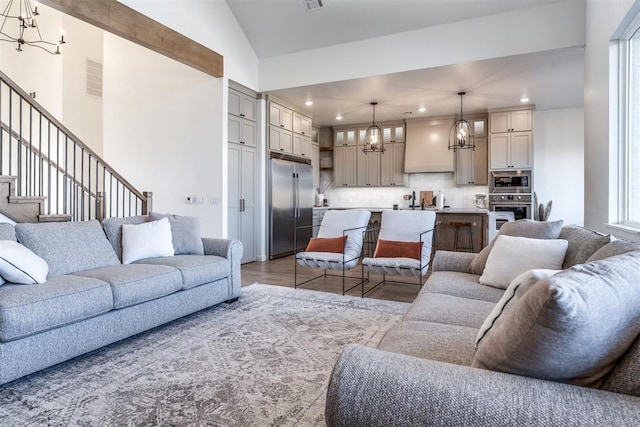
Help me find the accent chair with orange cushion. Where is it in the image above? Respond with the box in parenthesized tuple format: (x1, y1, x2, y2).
(295, 209, 371, 295)
(361, 210, 436, 295)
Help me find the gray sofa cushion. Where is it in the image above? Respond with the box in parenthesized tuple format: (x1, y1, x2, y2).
(559, 225, 611, 268)
(0, 223, 16, 241)
(423, 271, 504, 303)
(472, 251, 640, 387)
(404, 292, 496, 329)
(72, 264, 183, 309)
(378, 321, 477, 366)
(149, 212, 205, 255)
(469, 219, 563, 275)
(601, 334, 640, 397)
(0, 275, 113, 341)
(587, 239, 640, 262)
(102, 215, 148, 261)
(15, 221, 120, 276)
(134, 255, 230, 290)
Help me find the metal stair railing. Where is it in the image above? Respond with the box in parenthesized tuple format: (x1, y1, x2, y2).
(0, 69, 152, 221)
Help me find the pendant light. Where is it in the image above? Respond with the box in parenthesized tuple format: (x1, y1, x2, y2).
(448, 92, 475, 151)
(363, 102, 385, 153)
(0, 0, 66, 55)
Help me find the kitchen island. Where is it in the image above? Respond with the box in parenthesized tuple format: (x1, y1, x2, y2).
(323, 207, 489, 253)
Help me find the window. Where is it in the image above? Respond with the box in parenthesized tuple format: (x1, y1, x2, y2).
(618, 10, 640, 228)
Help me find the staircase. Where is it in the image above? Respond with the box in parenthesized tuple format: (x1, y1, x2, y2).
(0, 70, 151, 223)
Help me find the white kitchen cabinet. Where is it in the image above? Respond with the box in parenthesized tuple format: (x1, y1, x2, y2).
(334, 146, 357, 187)
(293, 112, 312, 136)
(228, 143, 256, 264)
(380, 142, 407, 186)
(334, 128, 357, 146)
(455, 137, 488, 185)
(357, 149, 381, 186)
(293, 134, 312, 158)
(490, 110, 532, 133)
(228, 89, 257, 122)
(382, 123, 405, 143)
(228, 115, 256, 147)
(270, 126, 293, 153)
(490, 131, 532, 169)
(269, 102, 293, 131)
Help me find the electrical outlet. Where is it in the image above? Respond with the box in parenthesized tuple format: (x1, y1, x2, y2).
(186, 195, 197, 204)
(196, 196, 204, 205)
(210, 197, 219, 205)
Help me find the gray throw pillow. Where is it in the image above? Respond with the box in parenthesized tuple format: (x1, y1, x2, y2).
(469, 219, 563, 275)
(472, 250, 640, 387)
(586, 239, 640, 263)
(559, 225, 610, 269)
(149, 212, 204, 255)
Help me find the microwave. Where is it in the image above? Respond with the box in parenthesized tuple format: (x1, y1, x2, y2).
(490, 170, 532, 193)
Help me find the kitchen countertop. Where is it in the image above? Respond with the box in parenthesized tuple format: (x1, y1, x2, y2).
(320, 207, 489, 214)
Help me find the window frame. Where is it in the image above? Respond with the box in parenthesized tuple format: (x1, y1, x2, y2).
(616, 8, 640, 230)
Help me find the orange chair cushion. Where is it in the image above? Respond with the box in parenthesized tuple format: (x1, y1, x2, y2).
(374, 239, 422, 260)
(305, 236, 348, 253)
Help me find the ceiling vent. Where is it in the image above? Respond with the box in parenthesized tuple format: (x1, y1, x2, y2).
(302, 0, 324, 12)
(86, 58, 103, 99)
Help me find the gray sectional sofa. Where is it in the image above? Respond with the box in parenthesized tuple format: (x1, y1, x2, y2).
(0, 216, 242, 385)
(326, 224, 640, 426)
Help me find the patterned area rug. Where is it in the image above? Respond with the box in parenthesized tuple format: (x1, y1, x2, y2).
(0, 284, 409, 426)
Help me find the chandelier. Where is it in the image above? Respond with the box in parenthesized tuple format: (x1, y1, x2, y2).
(363, 102, 385, 153)
(0, 0, 65, 55)
(448, 91, 475, 151)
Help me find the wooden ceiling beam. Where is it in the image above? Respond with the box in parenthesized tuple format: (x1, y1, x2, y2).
(41, 0, 223, 78)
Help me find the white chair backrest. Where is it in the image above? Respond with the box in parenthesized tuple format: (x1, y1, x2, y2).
(318, 209, 371, 259)
(378, 210, 436, 262)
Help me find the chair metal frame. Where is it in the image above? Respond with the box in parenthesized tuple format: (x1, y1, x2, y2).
(362, 227, 434, 298)
(294, 223, 377, 295)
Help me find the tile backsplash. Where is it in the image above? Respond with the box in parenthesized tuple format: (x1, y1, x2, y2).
(322, 173, 488, 209)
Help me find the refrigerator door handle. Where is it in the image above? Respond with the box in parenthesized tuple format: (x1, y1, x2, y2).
(295, 172, 300, 217)
(292, 173, 297, 217)
(241, 198, 245, 212)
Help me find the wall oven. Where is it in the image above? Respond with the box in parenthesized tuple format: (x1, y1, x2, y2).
(490, 170, 532, 193)
(489, 194, 532, 221)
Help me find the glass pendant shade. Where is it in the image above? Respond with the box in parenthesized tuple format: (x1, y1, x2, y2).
(363, 102, 385, 153)
(448, 92, 475, 151)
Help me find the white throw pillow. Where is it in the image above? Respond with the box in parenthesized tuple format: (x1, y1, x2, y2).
(479, 235, 568, 289)
(0, 240, 49, 284)
(475, 268, 561, 347)
(122, 218, 174, 264)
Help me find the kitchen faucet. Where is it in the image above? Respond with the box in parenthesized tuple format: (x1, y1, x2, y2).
(411, 191, 416, 210)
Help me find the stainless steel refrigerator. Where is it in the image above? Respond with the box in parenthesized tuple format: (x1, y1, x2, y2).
(269, 156, 313, 259)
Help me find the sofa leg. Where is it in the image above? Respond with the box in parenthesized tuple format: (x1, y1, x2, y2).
(225, 297, 239, 304)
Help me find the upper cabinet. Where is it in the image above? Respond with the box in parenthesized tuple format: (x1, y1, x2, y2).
(268, 99, 313, 160)
(489, 109, 533, 133)
(269, 103, 293, 131)
(293, 113, 312, 136)
(229, 90, 257, 122)
(382, 123, 405, 143)
(334, 128, 357, 146)
(489, 108, 534, 170)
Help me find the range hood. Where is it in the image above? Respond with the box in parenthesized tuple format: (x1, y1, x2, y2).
(404, 118, 455, 173)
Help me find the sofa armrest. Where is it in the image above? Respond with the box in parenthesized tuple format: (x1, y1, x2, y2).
(432, 250, 476, 273)
(326, 344, 640, 427)
(202, 238, 243, 299)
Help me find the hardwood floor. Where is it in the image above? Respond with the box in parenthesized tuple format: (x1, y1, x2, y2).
(241, 255, 424, 303)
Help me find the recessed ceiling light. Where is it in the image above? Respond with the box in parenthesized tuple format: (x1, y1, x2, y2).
(335, 115, 343, 120)
(304, 100, 313, 106)
(520, 97, 530, 103)
(418, 107, 426, 113)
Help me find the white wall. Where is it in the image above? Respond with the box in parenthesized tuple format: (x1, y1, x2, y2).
(260, 1, 586, 91)
(534, 108, 584, 225)
(584, 0, 637, 240)
(61, 14, 104, 155)
(102, 33, 223, 237)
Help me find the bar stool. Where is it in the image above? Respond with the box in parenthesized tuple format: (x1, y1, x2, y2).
(451, 221, 474, 252)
